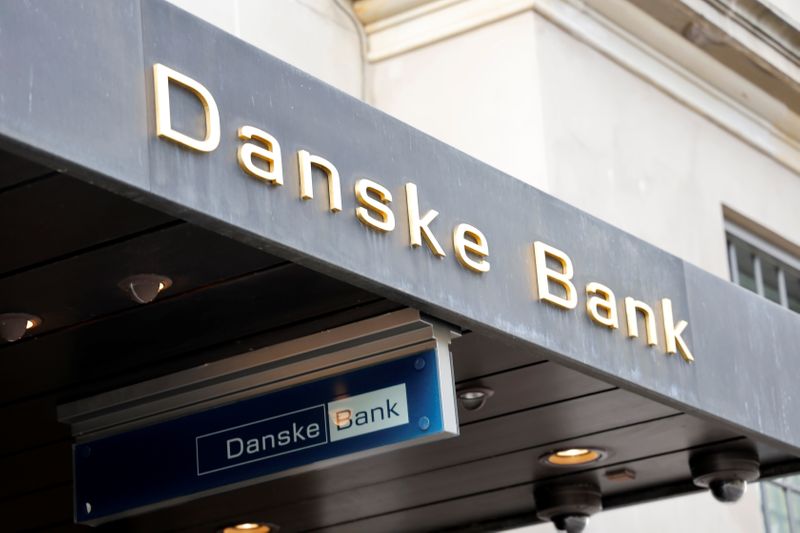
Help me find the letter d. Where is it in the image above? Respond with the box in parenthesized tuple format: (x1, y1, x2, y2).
(153, 63, 220, 152)
(226, 437, 244, 459)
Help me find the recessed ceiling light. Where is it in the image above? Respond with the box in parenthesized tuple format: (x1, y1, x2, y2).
(0, 313, 42, 343)
(118, 274, 172, 304)
(541, 447, 607, 466)
(221, 523, 272, 533)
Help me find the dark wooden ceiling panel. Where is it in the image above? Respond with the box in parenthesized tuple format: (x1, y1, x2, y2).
(456, 361, 611, 424)
(0, 396, 71, 456)
(229, 415, 738, 532)
(1, 484, 73, 533)
(0, 263, 382, 404)
(0, 147, 52, 190)
(0, 174, 174, 275)
(451, 331, 546, 382)
(155, 415, 750, 533)
(316, 483, 538, 533)
(0, 441, 71, 501)
(313, 454, 695, 533)
(0, 223, 283, 336)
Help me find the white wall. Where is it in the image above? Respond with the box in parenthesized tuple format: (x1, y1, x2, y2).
(370, 9, 800, 280)
(531, 12, 800, 278)
(166, 0, 363, 98)
(513, 488, 765, 533)
(371, 12, 548, 191)
(763, 0, 800, 31)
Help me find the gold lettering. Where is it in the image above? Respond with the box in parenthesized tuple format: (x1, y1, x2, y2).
(405, 183, 446, 257)
(153, 63, 220, 152)
(625, 297, 657, 346)
(355, 179, 395, 232)
(453, 223, 490, 273)
(298, 150, 342, 212)
(661, 298, 694, 362)
(532, 241, 577, 309)
(586, 282, 618, 329)
(237, 126, 283, 185)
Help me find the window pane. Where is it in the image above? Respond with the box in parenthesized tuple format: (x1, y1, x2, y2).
(762, 260, 782, 304)
(735, 244, 757, 293)
(778, 475, 800, 491)
(789, 490, 800, 531)
(763, 483, 791, 533)
(788, 273, 800, 313)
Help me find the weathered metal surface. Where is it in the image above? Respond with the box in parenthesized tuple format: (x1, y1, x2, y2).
(0, 0, 798, 456)
(0, 1, 150, 191)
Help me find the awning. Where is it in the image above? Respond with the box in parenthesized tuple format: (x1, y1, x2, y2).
(0, 1, 798, 531)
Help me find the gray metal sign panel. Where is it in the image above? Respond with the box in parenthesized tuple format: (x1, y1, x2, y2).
(1, 0, 799, 455)
(0, 1, 150, 191)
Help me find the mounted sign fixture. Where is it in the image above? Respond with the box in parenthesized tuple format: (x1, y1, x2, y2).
(690, 449, 761, 503)
(534, 482, 603, 533)
(58, 309, 459, 525)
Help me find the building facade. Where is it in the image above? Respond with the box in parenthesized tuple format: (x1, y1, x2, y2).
(166, 1, 800, 531)
(1, 0, 799, 531)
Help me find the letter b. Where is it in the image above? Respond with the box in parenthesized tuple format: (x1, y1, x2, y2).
(533, 241, 577, 309)
(335, 409, 353, 430)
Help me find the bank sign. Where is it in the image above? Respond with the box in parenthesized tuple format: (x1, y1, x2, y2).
(153, 63, 695, 364)
(73, 351, 454, 523)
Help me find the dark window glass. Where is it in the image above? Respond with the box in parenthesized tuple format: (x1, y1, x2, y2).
(732, 242, 757, 293)
(788, 275, 800, 313)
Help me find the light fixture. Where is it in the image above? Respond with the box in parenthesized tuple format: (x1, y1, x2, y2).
(118, 274, 172, 304)
(221, 523, 272, 533)
(690, 449, 760, 503)
(0, 313, 42, 343)
(541, 447, 607, 467)
(534, 482, 603, 533)
(456, 386, 494, 411)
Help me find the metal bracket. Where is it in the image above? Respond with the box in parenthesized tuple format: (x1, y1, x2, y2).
(58, 308, 461, 441)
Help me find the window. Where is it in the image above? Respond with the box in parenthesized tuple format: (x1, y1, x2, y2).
(762, 477, 800, 533)
(726, 224, 800, 313)
(725, 221, 800, 533)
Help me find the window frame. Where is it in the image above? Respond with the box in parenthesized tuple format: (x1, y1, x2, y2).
(726, 220, 800, 309)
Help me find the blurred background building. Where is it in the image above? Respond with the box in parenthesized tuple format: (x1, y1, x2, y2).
(162, 0, 799, 530)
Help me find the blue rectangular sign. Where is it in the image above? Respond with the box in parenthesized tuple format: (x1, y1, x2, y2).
(72, 350, 456, 523)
